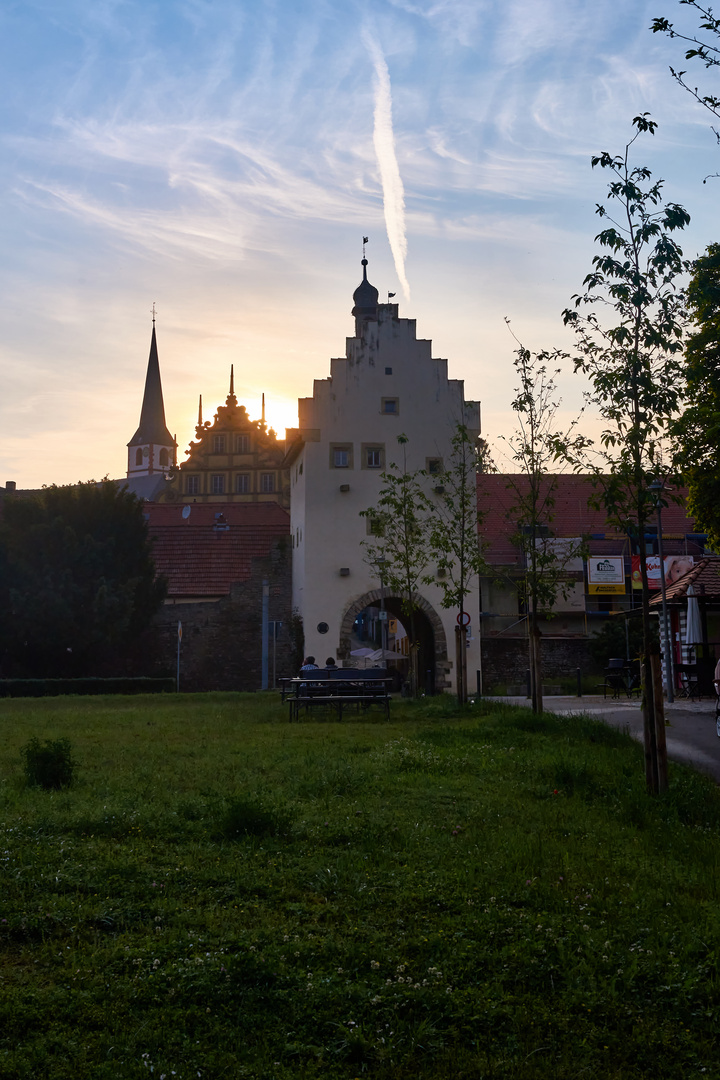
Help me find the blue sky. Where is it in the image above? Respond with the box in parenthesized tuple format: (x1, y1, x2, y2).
(1, 0, 718, 487)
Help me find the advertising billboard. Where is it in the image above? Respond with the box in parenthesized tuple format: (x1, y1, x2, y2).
(631, 555, 694, 590)
(587, 555, 626, 595)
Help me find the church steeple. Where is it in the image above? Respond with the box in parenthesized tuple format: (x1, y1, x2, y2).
(351, 242, 379, 331)
(127, 322, 177, 478)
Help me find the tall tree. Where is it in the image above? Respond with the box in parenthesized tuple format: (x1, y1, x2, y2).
(652, 1, 720, 177)
(0, 480, 166, 677)
(360, 436, 432, 696)
(673, 243, 720, 547)
(423, 424, 489, 705)
(496, 340, 587, 716)
(562, 115, 690, 793)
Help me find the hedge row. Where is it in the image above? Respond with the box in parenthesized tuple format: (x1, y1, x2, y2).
(0, 677, 176, 698)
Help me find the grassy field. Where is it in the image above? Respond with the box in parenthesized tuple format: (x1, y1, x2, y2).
(0, 692, 718, 1079)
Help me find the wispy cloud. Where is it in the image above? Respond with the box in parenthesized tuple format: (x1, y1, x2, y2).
(362, 29, 411, 300)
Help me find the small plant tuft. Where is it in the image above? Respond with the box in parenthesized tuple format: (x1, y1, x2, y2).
(21, 737, 77, 790)
(218, 795, 288, 839)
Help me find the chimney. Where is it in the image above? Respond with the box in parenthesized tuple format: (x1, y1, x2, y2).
(5, 481, 16, 492)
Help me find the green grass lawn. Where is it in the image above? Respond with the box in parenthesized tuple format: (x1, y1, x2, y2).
(0, 692, 718, 1079)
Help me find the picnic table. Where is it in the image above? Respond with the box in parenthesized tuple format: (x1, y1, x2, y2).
(279, 671, 392, 722)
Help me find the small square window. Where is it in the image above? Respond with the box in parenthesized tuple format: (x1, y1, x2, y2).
(382, 398, 399, 415)
(212, 435, 226, 454)
(385, 367, 392, 375)
(331, 444, 353, 469)
(427, 458, 443, 475)
(211, 474, 226, 494)
(235, 434, 250, 454)
(365, 446, 383, 469)
(235, 473, 250, 494)
(186, 476, 199, 495)
(261, 472, 275, 493)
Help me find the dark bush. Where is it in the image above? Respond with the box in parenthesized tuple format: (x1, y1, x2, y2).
(218, 797, 289, 840)
(22, 737, 77, 790)
(0, 677, 175, 698)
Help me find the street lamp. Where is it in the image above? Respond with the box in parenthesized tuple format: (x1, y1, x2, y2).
(649, 479, 674, 703)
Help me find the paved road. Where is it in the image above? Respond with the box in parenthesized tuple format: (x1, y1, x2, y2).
(490, 694, 720, 784)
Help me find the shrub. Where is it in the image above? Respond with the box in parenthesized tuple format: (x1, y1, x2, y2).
(21, 737, 77, 790)
(218, 796, 288, 840)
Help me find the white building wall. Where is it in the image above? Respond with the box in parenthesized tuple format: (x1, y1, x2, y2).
(290, 300, 481, 694)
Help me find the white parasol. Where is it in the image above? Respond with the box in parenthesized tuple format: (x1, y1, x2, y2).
(685, 584, 703, 645)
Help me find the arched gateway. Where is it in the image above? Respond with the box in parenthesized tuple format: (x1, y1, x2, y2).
(338, 588, 450, 693)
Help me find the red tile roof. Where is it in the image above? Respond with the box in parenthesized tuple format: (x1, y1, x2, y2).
(649, 557, 720, 602)
(477, 474, 700, 565)
(145, 502, 290, 598)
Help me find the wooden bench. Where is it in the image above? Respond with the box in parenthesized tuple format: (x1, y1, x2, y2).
(282, 674, 391, 722)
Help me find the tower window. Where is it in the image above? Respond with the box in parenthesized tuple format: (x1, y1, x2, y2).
(330, 444, 353, 469)
(381, 398, 399, 415)
(212, 435, 226, 454)
(363, 445, 384, 469)
(186, 476, 199, 495)
(135, 448, 143, 466)
(235, 434, 250, 454)
(211, 474, 226, 494)
(261, 472, 275, 493)
(159, 448, 169, 467)
(235, 473, 250, 494)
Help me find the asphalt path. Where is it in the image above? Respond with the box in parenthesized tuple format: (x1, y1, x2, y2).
(490, 694, 720, 784)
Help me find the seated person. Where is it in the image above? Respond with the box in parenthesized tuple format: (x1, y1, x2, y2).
(299, 656, 319, 673)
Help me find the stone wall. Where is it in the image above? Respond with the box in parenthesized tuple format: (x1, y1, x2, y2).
(479, 636, 602, 694)
(135, 539, 297, 692)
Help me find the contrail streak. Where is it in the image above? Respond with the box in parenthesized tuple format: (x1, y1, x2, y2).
(362, 32, 410, 301)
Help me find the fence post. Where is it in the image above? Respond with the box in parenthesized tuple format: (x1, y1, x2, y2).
(576, 667, 582, 698)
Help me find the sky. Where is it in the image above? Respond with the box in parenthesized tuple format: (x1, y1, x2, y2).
(1, 0, 718, 488)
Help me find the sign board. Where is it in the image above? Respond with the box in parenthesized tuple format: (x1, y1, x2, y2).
(631, 555, 694, 590)
(587, 556, 625, 595)
(457, 611, 471, 627)
(388, 618, 398, 635)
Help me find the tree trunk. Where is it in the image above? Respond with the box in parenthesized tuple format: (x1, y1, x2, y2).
(455, 625, 467, 705)
(638, 524, 660, 794)
(529, 608, 543, 716)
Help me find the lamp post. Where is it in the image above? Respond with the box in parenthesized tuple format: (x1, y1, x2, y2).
(649, 480, 674, 703)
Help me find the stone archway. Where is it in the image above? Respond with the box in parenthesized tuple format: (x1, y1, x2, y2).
(337, 588, 450, 692)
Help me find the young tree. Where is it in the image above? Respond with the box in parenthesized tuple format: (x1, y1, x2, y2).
(0, 480, 166, 677)
(423, 424, 490, 705)
(652, 1, 720, 176)
(673, 243, 720, 548)
(496, 340, 588, 715)
(562, 115, 690, 793)
(360, 435, 432, 696)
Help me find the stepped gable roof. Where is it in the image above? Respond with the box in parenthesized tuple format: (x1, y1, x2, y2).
(145, 502, 290, 598)
(649, 556, 720, 602)
(129, 326, 175, 447)
(477, 474, 697, 565)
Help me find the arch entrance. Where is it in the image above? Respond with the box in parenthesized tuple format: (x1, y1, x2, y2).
(338, 588, 448, 693)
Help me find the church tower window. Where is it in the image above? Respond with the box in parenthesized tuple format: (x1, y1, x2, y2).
(135, 448, 143, 466)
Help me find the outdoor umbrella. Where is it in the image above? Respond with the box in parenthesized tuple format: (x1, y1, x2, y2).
(685, 584, 703, 646)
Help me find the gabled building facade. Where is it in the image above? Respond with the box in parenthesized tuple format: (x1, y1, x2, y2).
(158, 369, 289, 508)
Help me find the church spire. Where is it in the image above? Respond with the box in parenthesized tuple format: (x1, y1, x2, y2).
(128, 324, 175, 447)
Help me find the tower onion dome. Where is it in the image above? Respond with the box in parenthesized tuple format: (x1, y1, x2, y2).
(351, 258, 379, 321)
